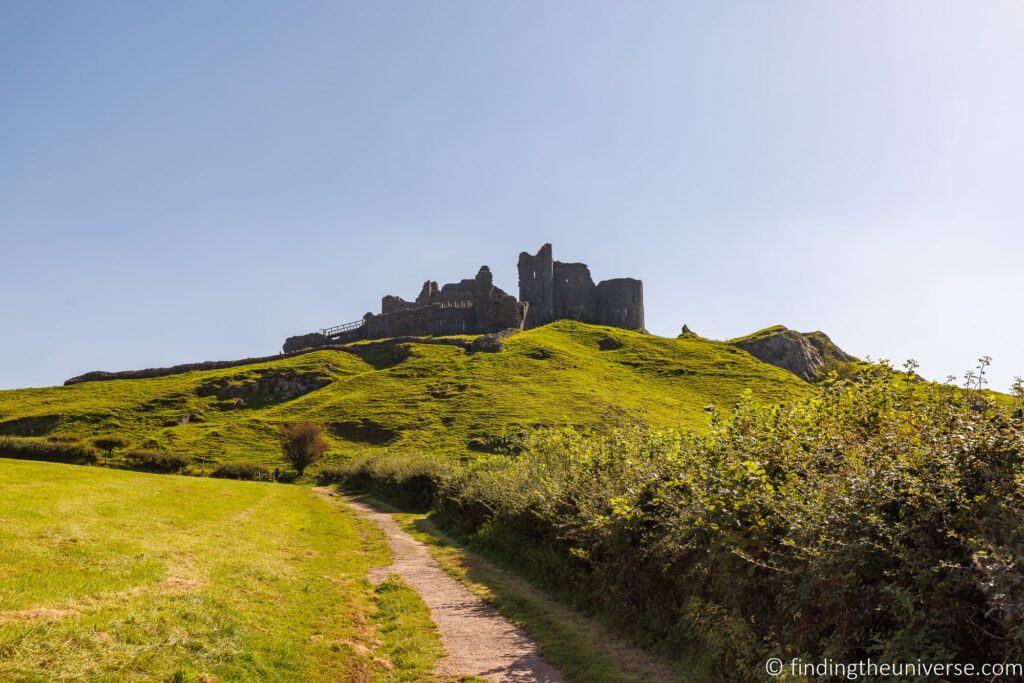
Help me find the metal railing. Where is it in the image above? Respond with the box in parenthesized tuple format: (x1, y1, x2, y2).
(320, 319, 365, 337)
(319, 297, 476, 337)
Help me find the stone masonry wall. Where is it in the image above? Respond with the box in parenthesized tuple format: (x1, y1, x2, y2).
(518, 243, 645, 331)
(285, 242, 643, 352)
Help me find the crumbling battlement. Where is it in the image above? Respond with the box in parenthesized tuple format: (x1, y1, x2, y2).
(517, 244, 644, 331)
(365, 266, 526, 339)
(283, 243, 644, 352)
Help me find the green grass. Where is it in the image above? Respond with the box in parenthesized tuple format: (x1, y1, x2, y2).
(0, 459, 442, 681)
(0, 322, 811, 473)
(384, 506, 691, 683)
(726, 324, 791, 344)
(372, 577, 446, 681)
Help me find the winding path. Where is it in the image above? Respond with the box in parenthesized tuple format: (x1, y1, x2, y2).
(319, 489, 562, 682)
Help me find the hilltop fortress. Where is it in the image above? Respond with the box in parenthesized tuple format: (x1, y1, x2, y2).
(283, 243, 644, 352)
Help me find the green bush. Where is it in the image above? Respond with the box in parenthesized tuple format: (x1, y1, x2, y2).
(211, 462, 269, 481)
(314, 465, 346, 485)
(327, 452, 452, 511)
(45, 433, 80, 444)
(0, 436, 97, 465)
(343, 365, 1024, 674)
(124, 449, 190, 473)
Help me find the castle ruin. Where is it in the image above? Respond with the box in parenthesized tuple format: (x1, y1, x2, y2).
(283, 243, 644, 352)
(517, 243, 644, 330)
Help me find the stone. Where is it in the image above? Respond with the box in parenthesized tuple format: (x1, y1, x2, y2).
(470, 333, 505, 353)
(284, 243, 646, 352)
(732, 327, 856, 381)
(197, 370, 331, 406)
(283, 332, 327, 353)
(518, 244, 644, 331)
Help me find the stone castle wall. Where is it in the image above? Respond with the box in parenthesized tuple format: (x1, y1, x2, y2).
(283, 243, 643, 352)
(517, 243, 645, 331)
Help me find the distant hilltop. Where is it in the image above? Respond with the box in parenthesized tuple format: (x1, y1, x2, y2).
(284, 243, 645, 352)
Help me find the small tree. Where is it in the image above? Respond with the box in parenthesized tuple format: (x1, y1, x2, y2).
(278, 421, 328, 476)
(92, 436, 128, 458)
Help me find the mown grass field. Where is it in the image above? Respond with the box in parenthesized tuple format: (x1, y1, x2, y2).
(0, 322, 811, 472)
(0, 459, 440, 682)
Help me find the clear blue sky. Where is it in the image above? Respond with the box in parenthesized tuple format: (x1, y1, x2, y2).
(2, 2, 1022, 390)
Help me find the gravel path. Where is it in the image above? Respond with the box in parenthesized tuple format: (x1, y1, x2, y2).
(321, 490, 563, 682)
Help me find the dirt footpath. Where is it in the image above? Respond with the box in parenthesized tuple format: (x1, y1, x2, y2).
(321, 490, 562, 682)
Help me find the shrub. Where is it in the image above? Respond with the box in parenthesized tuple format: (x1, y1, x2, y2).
(124, 449, 190, 473)
(275, 469, 300, 484)
(341, 364, 1024, 674)
(211, 462, 269, 481)
(45, 433, 80, 443)
(92, 436, 128, 457)
(314, 465, 347, 486)
(325, 452, 452, 511)
(278, 421, 329, 475)
(0, 437, 97, 465)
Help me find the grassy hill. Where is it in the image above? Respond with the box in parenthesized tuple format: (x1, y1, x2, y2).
(0, 458, 441, 681)
(0, 322, 811, 471)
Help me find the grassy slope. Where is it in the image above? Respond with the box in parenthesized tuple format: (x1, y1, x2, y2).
(0, 322, 811, 471)
(0, 459, 441, 682)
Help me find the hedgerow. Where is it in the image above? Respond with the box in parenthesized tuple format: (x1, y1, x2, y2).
(123, 449, 191, 473)
(325, 451, 453, 511)
(336, 363, 1024, 675)
(211, 462, 270, 480)
(0, 436, 98, 465)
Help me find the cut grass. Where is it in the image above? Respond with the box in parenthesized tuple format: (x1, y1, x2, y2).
(372, 576, 446, 682)
(0, 458, 442, 681)
(0, 322, 811, 473)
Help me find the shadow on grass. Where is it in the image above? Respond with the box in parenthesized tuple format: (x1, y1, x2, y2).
(343, 490, 693, 683)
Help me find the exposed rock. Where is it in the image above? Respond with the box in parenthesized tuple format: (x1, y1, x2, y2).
(731, 326, 856, 381)
(283, 332, 328, 353)
(162, 411, 205, 427)
(598, 336, 623, 350)
(197, 370, 330, 407)
(355, 343, 413, 368)
(679, 324, 697, 337)
(470, 334, 505, 353)
(470, 327, 519, 353)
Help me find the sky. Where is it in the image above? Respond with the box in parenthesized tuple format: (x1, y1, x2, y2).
(1, 1, 1022, 391)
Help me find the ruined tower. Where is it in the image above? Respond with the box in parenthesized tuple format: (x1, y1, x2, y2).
(518, 244, 645, 331)
(285, 242, 643, 352)
(517, 243, 555, 328)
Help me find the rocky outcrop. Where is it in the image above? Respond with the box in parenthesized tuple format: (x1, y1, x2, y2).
(731, 326, 855, 381)
(283, 332, 328, 353)
(469, 327, 519, 353)
(197, 370, 330, 407)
